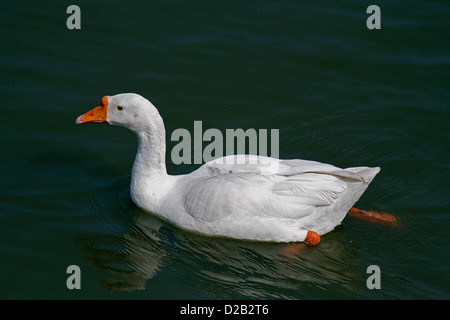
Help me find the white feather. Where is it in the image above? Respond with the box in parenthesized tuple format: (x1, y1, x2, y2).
(84, 93, 380, 243)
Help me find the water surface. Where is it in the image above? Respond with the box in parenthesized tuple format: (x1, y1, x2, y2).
(0, 0, 449, 299)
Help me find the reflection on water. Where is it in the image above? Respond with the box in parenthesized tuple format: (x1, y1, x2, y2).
(76, 178, 365, 297)
(80, 220, 165, 291)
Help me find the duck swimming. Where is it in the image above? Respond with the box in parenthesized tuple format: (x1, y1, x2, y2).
(76, 93, 394, 245)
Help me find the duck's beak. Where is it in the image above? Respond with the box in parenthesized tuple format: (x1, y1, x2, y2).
(75, 96, 109, 124)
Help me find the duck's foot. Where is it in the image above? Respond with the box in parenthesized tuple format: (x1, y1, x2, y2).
(347, 207, 400, 227)
(305, 230, 320, 245)
(282, 243, 307, 255)
(281, 231, 320, 255)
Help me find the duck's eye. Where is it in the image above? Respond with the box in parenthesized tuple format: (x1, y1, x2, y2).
(117, 106, 123, 111)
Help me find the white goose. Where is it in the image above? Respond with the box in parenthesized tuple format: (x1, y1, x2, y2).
(76, 93, 383, 244)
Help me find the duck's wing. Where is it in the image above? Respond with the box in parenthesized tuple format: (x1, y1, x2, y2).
(181, 155, 378, 223)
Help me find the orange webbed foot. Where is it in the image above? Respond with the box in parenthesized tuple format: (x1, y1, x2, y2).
(305, 230, 320, 245)
(347, 207, 400, 227)
(281, 231, 320, 256)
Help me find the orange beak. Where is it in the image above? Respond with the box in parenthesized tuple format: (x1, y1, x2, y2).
(76, 96, 109, 124)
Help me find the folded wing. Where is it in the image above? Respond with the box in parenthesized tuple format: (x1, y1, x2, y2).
(183, 155, 366, 222)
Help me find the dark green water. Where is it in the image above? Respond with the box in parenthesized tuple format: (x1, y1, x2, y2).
(1, 0, 449, 299)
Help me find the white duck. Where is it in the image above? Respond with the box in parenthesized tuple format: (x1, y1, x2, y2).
(76, 93, 381, 245)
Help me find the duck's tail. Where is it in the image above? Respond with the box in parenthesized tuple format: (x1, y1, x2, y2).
(347, 207, 400, 227)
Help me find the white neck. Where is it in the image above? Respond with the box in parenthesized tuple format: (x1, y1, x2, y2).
(132, 128, 167, 180)
(130, 125, 170, 212)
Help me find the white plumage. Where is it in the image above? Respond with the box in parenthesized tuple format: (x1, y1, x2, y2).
(76, 93, 380, 243)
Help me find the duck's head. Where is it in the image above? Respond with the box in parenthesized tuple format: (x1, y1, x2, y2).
(76, 93, 163, 133)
